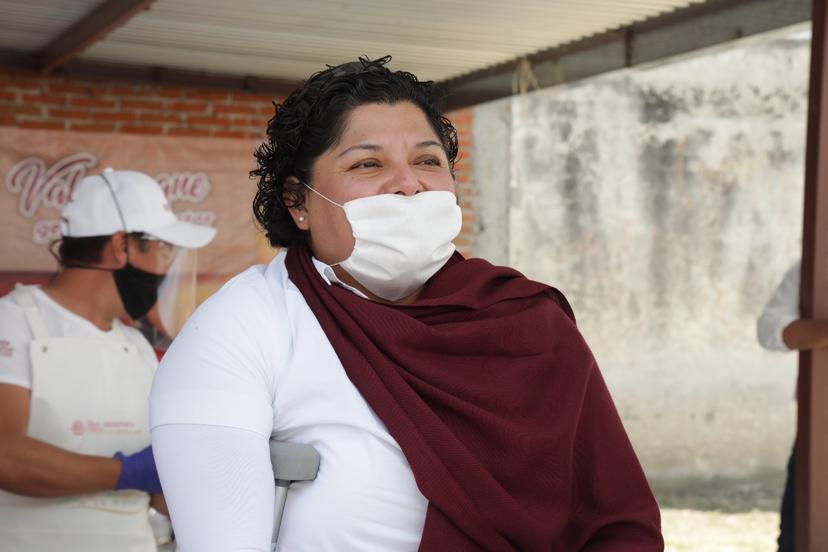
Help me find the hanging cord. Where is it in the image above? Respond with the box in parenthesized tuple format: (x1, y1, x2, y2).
(54, 170, 134, 272)
(511, 57, 540, 124)
(511, 57, 540, 97)
(100, 169, 130, 232)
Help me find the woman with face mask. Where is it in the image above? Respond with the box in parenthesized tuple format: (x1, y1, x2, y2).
(149, 57, 663, 551)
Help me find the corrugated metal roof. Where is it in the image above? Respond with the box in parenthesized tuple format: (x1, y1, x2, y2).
(0, 0, 101, 51)
(2, 0, 705, 82)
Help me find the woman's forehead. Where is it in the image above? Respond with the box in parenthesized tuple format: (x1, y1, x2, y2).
(337, 102, 439, 145)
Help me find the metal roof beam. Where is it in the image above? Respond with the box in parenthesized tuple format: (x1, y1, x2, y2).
(36, 0, 156, 73)
(0, 48, 302, 96)
(437, 0, 810, 111)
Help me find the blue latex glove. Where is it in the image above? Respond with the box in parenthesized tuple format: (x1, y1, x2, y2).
(114, 445, 162, 494)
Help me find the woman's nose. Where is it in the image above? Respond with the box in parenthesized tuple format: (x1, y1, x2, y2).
(388, 164, 424, 196)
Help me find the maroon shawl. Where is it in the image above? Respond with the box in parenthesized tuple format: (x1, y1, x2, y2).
(285, 245, 662, 551)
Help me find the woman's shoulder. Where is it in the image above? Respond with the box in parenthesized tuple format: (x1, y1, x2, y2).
(204, 252, 290, 314)
(159, 255, 293, 390)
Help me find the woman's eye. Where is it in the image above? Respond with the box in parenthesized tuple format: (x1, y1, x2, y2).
(417, 158, 442, 167)
(352, 160, 380, 169)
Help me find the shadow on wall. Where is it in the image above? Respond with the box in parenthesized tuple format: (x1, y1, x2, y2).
(472, 24, 809, 509)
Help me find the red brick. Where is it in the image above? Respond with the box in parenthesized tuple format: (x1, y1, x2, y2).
(235, 118, 268, 127)
(108, 86, 152, 96)
(140, 113, 181, 123)
(187, 116, 228, 127)
(0, 114, 16, 125)
(19, 120, 65, 130)
(167, 128, 212, 137)
(232, 92, 276, 103)
(49, 109, 91, 119)
(48, 83, 91, 95)
(6, 79, 44, 90)
(158, 89, 183, 98)
(0, 104, 41, 115)
(169, 101, 209, 113)
(121, 99, 163, 110)
(213, 130, 248, 139)
(90, 88, 117, 99)
(186, 90, 231, 101)
(256, 104, 276, 116)
(71, 98, 116, 109)
(69, 122, 116, 133)
(448, 110, 472, 125)
(120, 125, 164, 135)
(93, 111, 136, 121)
(23, 93, 67, 105)
(0, 91, 17, 101)
(243, 131, 262, 139)
(215, 104, 257, 115)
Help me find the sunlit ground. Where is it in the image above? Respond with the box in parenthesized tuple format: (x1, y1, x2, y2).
(155, 508, 780, 551)
(663, 509, 779, 552)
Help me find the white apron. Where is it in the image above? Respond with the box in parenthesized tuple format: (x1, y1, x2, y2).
(0, 285, 157, 552)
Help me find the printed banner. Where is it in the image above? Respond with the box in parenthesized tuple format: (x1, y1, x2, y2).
(1, 129, 275, 283)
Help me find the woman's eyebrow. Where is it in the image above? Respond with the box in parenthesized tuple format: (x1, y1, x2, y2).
(337, 144, 381, 158)
(337, 140, 442, 158)
(416, 140, 443, 149)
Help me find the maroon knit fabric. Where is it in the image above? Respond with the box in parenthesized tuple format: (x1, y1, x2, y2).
(285, 245, 663, 551)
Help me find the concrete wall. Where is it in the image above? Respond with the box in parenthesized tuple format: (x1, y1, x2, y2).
(472, 25, 810, 507)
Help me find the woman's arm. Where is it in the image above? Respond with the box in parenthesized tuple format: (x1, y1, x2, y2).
(152, 424, 275, 552)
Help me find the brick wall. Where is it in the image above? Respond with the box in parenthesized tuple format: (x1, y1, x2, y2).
(449, 109, 474, 255)
(0, 69, 476, 255)
(0, 70, 273, 138)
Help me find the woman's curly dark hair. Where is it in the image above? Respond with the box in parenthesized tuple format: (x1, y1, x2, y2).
(250, 55, 459, 247)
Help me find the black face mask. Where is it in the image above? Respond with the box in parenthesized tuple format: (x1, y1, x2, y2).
(112, 263, 166, 320)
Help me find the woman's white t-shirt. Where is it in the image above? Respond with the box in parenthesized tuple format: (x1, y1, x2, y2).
(149, 251, 427, 551)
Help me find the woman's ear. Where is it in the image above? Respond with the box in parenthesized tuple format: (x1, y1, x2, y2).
(283, 177, 310, 230)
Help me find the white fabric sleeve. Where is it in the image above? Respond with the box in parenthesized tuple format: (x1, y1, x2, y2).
(757, 261, 801, 352)
(152, 424, 276, 552)
(0, 298, 34, 389)
(150, 273, 278, 436)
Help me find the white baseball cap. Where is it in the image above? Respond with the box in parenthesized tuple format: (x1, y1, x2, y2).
(61, 168, 216, 248)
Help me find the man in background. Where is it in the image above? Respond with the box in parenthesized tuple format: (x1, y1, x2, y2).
(0, 169, 215, 551)
(757, 259, 828, 552)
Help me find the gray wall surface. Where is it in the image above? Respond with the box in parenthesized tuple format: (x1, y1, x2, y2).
(471, 25, 810, 507)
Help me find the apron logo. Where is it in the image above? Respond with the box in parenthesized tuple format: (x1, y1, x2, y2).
(70, 419, 138, 436)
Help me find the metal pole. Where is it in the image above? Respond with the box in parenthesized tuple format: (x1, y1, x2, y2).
(797, 1, 828, 549)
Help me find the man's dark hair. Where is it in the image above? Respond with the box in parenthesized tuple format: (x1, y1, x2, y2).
(55, 232, 152, 266)
(250, 55, 459, 248)
(56, 235, 112, 265)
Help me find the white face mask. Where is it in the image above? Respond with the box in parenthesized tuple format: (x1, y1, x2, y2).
(302, 183, 462, 301)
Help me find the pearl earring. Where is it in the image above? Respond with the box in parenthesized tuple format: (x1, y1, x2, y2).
(298, 216, 305, 222)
